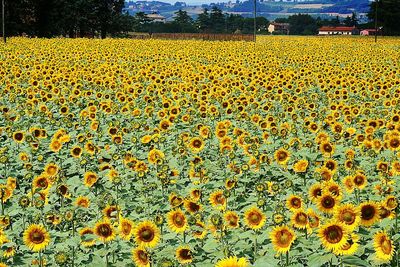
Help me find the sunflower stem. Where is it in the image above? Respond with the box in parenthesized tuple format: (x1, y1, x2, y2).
(39, 251, 43, 267)
(254, 233, 258, 261)
(0, 189, 4, 215)
(72, 220, 76, 267)
(105, 243, 109, 266)
(285, 251, 289, 266)
(354, 188, 360, 204)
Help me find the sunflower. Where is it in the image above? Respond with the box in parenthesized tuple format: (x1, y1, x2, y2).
(192, 221, 207, 239)
(320, 141, 334, 156)
(176, 246, 193, 264)
(167, 209, 187, 234)
(79, 227, 96, 247)
(49, 140, 62, 152)
(141, 135, 152, 144)
(23, 224, 51, 252)
(209, 190, 226, 210)
(94, 220, 116, 243)
(383, 195, 397, 210)
(293, 159, 308, 173)
(359, 201, 380, 227)
(291, 210, 308, 229)
(374, 231, 395, 262)
(3, 245, 16, 258)
(83, 171, 98, 187)
(270, 225, 296, 254)
(286, 195, 302, 211)
(183, 199, 202, 214)
(132, 247, 150, 267)
(188, 137, 205, 153)
(317, 193, 338, 213)
(308, 183, 322, 203)
(148, 148, 165, 165)
(323, 181, 342, 200)
(103, 205, 119, 220)
(224, 211, 240, 228)
(318, 221, 348, 252)
(342, 176, 355, 193)
(159, 119, 171, 131)
(225, 179, 236, 190)
(32, 175, 51, 191)
(353, 172, 367, 190)
(13, 131, 25, 143)
(316, 166, 334, 181)
(169, 193, 183, 208)
(75, 196, 90, 208)
(215, 256, 249, 267)
(391, 161, 400, 175)
(387, 136, 400, 151)
(44, 163, 59, 177)
(334, 233, 360, 255)
(84, 141, 96, 155)
(70, 146, 83, 158)
(134, 221, 160, 248)
(244, 207, 266, 230)
(119, 217, 134, 241)
(307, 209, 320, 228)
(334, 204, 360, 231)
(274, 148, 290, 165)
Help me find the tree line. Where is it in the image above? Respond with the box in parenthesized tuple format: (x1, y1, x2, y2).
(1, 0, 399, 38)
(134, 7, 269, 35)
(4, 0, 126, 38)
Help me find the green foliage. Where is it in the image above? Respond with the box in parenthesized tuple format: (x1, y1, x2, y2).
(368, 0, 400, 35)
(3, 0, 126, 38)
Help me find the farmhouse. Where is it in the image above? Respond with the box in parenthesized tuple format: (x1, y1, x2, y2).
(318, 26, 359, 35)
(268, 23, 290, 35)
(360, 29, 381, 36)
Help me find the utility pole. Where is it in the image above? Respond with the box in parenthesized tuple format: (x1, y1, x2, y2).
(2, 0, 5, 43)
(374, 0, 378, 43)
(253, 0, 256, 43)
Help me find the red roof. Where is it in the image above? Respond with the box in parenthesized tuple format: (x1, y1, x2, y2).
(361, 29, 379, 32)
(319, 26, 357, 32)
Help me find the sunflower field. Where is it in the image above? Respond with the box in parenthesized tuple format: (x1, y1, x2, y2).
(0, 36, 399, 267)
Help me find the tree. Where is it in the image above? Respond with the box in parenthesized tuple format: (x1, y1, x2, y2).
(196, 8, 210, 33)
(173, 9, 196, 33)
(344, 12, 358, 27)
(288, 14, 318, 35)
(209, 6, 225, 33)
(92, 0, 125, 38)
(132, 12, 151, 32)
(226, 14, 244, 33)
(368, 0, 400, 35)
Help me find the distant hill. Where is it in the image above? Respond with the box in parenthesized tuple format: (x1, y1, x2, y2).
(124, 0, 372, 21)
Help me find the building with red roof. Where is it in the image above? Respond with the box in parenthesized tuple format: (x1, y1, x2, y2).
(318, 26, 359, 36)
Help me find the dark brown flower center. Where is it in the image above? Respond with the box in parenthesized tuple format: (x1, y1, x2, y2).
(98, 224, 112, 237)
(325, 225, 343, 243)
(140, 228, 154, 242)
(322, 196, 335, 209)
(30, 230, 45, 244)
(361, 205, 375, 220)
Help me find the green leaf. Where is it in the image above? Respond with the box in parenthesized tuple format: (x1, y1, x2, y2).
(253, 256, 279, 267)
(342, 255, 371, 267)
(307, 253, 333, 267)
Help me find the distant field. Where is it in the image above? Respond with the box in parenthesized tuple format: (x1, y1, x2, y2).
(293, 4, 334, 9)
